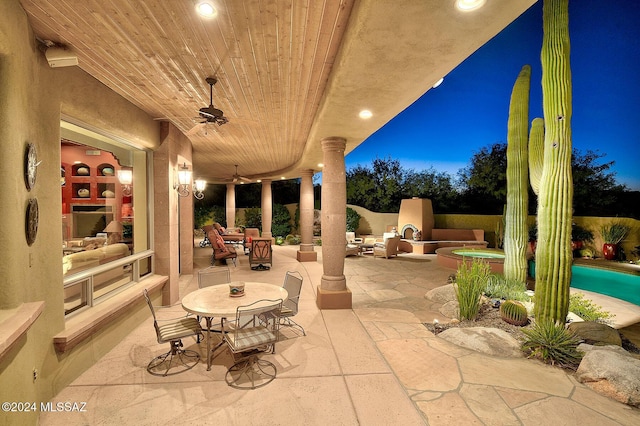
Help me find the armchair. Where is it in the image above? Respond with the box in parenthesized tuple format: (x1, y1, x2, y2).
(244, 227, 260, 254)
(373, 235, 401, 259)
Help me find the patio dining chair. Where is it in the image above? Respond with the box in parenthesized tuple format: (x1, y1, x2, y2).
(195, 266, 231, 339)
(143, 289, 203, 376)
(222, 298, 283, 389)
(280, 271, 306, 335)
(197, 265, 231, 288)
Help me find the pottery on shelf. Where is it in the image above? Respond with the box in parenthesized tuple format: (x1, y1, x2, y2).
(102, 167, 114, 176)
(77, 188, 90, 198)
(102, 190, 115, 198)
(76, 167, 89, 176)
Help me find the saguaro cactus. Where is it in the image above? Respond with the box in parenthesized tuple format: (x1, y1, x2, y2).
(504, 65, 530, 283)
(528, 117, 545, 196)
(534, 0, 574, 323)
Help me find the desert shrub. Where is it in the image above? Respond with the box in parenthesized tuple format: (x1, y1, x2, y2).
(454, 259, 491, 321)
(569, 293, 615, 324)
(244, 207, 262, 230)
(194, 204, 214, 229)
(285, 234, 301, 245)
(346, 207, 361, 232)
(484, 275, 529, 301)
(522, 320, 583, 369)
(272, 203, 292, 237)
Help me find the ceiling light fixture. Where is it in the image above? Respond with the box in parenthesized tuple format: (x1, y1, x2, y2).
(359, 110, 373, 119)
(196, 2, 218, 18)
(455, 0, 486, 12)
(432, 77, 444, 88)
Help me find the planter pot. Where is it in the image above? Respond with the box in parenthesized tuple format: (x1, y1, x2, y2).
(602, 243, 617, 260)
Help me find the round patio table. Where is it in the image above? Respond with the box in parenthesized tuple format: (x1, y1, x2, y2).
(181, 282, 288, 370)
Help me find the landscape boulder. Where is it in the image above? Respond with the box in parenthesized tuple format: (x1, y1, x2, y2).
(425, 284, 456, 304)
(576, 348, 640, 407)
(567, 321, 622, 346)
(438, 327, 524, 358)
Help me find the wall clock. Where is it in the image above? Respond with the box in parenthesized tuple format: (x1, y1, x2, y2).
(25, 198, 39, 246)
(24, 143, 41, 191)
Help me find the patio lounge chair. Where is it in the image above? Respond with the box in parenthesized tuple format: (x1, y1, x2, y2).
(208, 228, 238, 266)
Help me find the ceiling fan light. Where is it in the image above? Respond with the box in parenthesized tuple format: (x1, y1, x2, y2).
(196, 2, 217, 18)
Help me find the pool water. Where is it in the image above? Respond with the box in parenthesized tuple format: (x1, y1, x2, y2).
(529, 262, 640, 306)
(451, 249, 506, 259)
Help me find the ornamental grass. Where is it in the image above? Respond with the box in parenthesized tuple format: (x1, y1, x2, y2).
(454, 258, 491, 321)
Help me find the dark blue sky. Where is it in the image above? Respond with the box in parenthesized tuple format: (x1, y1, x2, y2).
(345, 0, 640, 190)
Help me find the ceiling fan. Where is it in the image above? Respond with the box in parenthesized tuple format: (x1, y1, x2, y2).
(217, 165, 250, 183)
(187, 77, 229, 135)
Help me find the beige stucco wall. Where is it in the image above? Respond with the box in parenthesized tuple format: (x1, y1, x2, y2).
(0, 1, 163, 420)
(349, 204, 640, 259)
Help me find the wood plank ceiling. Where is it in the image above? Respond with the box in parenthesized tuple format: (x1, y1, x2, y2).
(19, 0, 536, 183)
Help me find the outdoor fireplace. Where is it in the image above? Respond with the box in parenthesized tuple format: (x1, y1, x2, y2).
(397, 198, 435, 240)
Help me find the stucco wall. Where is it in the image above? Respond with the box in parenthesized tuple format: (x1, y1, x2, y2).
(0, 1, 164, 420)
(349, 204, 640, 258)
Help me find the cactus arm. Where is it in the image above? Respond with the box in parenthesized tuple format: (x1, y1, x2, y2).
(504, 65, 531, 283)
(534, 0, 574, 323)
(528, 117, 545, 195)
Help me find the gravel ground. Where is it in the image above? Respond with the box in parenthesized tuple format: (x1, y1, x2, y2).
(423, 302, 640, 354)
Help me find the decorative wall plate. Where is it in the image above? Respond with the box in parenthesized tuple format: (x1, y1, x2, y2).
(25, 198, 39, 246)
(24, 143, 40, 190)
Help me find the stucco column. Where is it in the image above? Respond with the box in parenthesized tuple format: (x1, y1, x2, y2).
(226, 183, 236, 229)
(317, 137, 352, 309)
(297, 169, 317, 262)
(261, 179, 273, 239)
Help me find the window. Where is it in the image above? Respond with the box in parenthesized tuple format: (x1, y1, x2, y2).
(61, 121, 150, 316)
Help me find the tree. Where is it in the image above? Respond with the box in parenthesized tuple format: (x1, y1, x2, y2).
(271, 204, 292, 237)
(347, 157, 460, 213)
(458, 143, 509, 214)
(457, 142, 633, 217)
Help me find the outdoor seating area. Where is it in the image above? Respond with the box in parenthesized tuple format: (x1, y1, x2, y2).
(40, 243, 640, 424)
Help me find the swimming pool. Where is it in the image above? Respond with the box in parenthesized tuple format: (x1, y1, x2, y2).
(529, 261, 640, 306)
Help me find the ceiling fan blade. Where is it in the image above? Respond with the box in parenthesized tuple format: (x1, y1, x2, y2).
(186, 122, 206, 135)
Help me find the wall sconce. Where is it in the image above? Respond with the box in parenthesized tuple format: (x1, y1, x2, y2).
(175, 163, 206, 199)
(117, 169, 133, 196)
(193, 178, 206, 200)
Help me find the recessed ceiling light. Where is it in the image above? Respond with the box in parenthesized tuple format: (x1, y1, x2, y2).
(432, 77, 444, 88)
(256, 179, 262, 183)
(317, 163, 324, 168)
(455, 0, 486, 12)
(196, 2, 218, 18)
(359, 110, 373, 119)
(280, 177, 285, 180)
